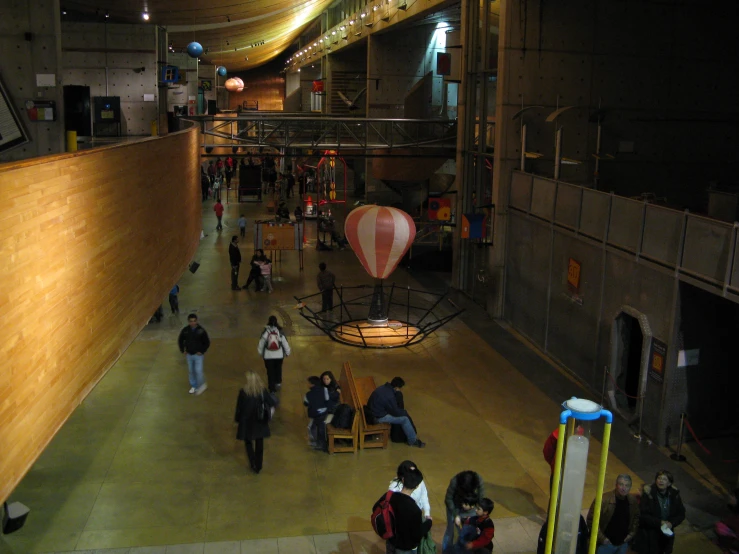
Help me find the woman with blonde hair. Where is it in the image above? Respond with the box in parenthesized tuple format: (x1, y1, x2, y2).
(234, 371, 276, 473)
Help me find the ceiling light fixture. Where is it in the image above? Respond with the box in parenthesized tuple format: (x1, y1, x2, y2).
(319, 39, 323, 42)
(324, 35, 329, 40)
(331, 30, 336, 35)
(373, 5, 378, 10)
(142, 11, 149, 20)
(340, 26, 345, 30)
(349, 19, 355, 24)
(360, 13, 366, 18)
(61, 7, 67, 15)
(104, 10, 109, 18)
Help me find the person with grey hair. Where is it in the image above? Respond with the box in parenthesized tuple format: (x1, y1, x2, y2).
(586, 474, 639, 554)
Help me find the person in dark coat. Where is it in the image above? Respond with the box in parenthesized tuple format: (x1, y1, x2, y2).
(243, 249, 266, 291)
(229, 236, 242, 290)
(234, 371, 277, 473)
(634, 470, 686, 554)
(367, 377, 425, 448)
(444, 471, 485, 553)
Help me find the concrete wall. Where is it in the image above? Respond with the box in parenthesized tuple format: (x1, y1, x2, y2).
(495, 0, 739, 210)
(367, 25, 447, 119)
(198, 64, 216, 112)
(0, 0, 65, 163)
(0, 123, 201, 503)
(62, 22, 158, 136)
(167, 52, 198, 116)
(505, 210, 675, 441)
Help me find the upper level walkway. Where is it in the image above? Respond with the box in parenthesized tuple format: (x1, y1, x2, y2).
(184, 113, 457, 151)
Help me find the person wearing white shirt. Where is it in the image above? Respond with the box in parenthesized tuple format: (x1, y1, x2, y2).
(389, 460, 431, 519)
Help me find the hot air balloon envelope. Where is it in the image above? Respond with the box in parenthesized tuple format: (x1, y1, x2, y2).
(344, 205, 416, 280)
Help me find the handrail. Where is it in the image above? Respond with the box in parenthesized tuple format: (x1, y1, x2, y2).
(0, 119, 199, 172)
(509, 170, 739, 296)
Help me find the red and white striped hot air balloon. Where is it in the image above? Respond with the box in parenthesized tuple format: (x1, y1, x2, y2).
(344, 205, 416, 279)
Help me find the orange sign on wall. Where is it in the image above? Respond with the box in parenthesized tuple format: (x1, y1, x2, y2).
(567, 258, 581, 292)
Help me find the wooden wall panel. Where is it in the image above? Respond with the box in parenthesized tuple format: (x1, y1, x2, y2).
(0, 124, 202, 503)
(228, 61, 286, 112)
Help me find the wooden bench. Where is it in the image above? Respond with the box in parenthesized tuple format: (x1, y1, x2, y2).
(325, 363, 359, 454)
(344, 362, 390, 449)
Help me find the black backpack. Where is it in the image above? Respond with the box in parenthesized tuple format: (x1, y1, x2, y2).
(331, 404, 354, 429)
(256, 392, 272, 422)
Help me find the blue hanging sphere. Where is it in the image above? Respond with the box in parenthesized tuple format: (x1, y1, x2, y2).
(217, 66, 227, 77)
(186, 42, 204, 58)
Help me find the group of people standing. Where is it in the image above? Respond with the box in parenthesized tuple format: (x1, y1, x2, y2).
(374, 464, 493, 554)
(542, 429, 687, 554)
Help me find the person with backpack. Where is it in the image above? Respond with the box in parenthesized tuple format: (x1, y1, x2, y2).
(257, 315, 291, 393)
(368, 377, 425, 448)
(389, 461, 431, 520)
(234, 371, 277, 474)
(372, 467, 432, 554)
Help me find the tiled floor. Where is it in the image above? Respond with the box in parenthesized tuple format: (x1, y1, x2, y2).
(0, 193, 723, 554)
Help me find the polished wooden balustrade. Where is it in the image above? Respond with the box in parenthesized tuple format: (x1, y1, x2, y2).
(0, 124, 202, 503)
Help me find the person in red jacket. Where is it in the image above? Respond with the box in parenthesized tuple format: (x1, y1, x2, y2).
(455, 498, 495, 553)
(214, 199, 224, 231)
(543, 428, 559, 491)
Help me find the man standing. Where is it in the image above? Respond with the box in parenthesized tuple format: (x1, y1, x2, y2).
(375, 467, 432, 554)
(587, 474, 640, 554)
(368, 377, 425, 448)
(177, 314, 211, 395)
(229, 236, 242, 290)
(317, 262, 336, 312)
(214, 198, 224, 231)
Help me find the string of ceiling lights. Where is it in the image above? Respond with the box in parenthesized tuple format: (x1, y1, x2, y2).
(285, 0, 408, 69)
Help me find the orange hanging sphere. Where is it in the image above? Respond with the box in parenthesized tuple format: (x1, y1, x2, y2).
(224, 78, 240, 92)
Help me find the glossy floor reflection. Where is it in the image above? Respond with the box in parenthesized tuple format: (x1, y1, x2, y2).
(0, 195, 719, 554)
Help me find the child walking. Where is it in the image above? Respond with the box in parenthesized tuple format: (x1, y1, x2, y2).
(259, 257, 273, 293)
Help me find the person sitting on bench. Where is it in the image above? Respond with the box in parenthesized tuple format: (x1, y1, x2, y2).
(367, 377, 425, 448)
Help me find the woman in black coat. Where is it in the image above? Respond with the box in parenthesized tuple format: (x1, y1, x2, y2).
(634, 470, 686, 554)
(234, 371, 276, 473)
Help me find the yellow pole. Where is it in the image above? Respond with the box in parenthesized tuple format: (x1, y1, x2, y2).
(66, 130, 77, 152)
(544, 421, 568, 554)
(588, 421, 613, 554)
(151, 120, 158, 136)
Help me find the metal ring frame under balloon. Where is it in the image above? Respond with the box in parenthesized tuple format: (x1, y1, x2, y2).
(294, 283, 463, 348)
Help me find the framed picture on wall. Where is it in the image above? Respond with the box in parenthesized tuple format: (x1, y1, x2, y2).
(0, 73, 30, 154)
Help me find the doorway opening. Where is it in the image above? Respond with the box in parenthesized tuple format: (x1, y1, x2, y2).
(609, 311, 648, 422)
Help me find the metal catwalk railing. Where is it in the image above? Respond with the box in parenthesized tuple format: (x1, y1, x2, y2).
(183, 114, 457, 150)
(509, 170, 739, 299)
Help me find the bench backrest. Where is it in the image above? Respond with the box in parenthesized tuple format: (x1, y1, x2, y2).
(338, 363, 356, 411)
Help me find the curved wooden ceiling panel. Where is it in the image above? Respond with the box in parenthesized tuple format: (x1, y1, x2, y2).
(64, 0, 332, 71)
